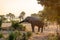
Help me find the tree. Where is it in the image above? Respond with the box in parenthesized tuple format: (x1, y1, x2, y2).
(37, 0, 60, 33)
(31, 13, 38, 17)
(0, 15, 7, 22)
(6, 13, 15, 21)
(37, 0, 60, 23)
(37, 11, 45, 21)
(19, 11, 25, 21)
(31, 11, 46, 21)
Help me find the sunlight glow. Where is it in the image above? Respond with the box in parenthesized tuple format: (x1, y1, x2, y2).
(0, 0, 44, 17)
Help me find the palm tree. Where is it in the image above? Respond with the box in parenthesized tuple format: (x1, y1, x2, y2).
(6, 13, 15, 21)
(19, 11, 25, 21)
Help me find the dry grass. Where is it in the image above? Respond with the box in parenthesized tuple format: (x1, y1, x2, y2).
(1, 23, 60, 40)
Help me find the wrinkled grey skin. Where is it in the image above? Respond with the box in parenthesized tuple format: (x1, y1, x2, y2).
(19, 16, 45, 33)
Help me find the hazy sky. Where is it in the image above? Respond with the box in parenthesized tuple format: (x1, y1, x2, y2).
(0, 0, 44, 17)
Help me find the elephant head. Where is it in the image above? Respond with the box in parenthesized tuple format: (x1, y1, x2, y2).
(19, 17, 31, 23)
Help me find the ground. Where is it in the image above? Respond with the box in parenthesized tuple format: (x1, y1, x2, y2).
(23, 23, 60, 40)
(1, 23, 60, 40)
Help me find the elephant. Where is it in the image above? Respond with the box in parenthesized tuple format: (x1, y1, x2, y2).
(19, 16, 46, 33)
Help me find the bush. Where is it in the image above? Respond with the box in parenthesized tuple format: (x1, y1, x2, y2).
(11, 21, 26, 31)
(21, 31, 32, 40)
(0, 19, 2, 27)
(22, 33, 28, 40)
(11, 21, 19, 29)
(19, 24, 26, 31)
(26, 31, 32, 38)
(8, 31, 32, 40)
(0, 19, 2, 30)
(8, 32, 16, 40)
(14, 30, 23, 40)
(0, 33, 3, 38)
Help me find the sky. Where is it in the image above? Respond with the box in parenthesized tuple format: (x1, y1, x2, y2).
(0, 0, 44, 17)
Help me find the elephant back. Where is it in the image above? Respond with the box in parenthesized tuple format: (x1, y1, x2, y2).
(26, 16, 40, 21)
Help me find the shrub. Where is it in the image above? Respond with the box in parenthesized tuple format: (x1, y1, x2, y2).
(22, 33, 28, 40)
(0, 19, 2, 27)
(14, 30, 22, 40)
(19, 24, 26, 31)
(0, 19, 2, 30)
(8, 31, 32, 40)
(11, 21, 19, 29)
(0, 33, 3, 38)
(8, 32, 16, 40)
(21, 31, 32, 40)
(11, 21, 26, 31)
(26, 31, 32, 38)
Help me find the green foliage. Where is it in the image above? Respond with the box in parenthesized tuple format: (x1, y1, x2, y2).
(37, 0, 60, 7)
(14, 30, 22, 38)
(31, 13, 38, 17)
(21, 31, 32, 40)
(8, 32, 16, 40)
(19, 11, 25, 21)
(11, 21, 20, 30)
(26, 31, 32, 38)
(37, 0, 60, 24)
(0, 19, 2, 27)
(8, 31, 32, 40)
(0, 33, 3, 38)
(0, 19, 2, 30)
(6, 13, 15, 21)
(19, 24, 26, 31)
(11, 21, 26, 31)
(22, 33, 28, 40)
(14, 31, 22, 40)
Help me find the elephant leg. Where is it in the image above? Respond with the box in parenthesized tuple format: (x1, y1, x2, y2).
(38, 27, 40, 32)
(31, 24, 35, 32)
(41, 27, 43, 33)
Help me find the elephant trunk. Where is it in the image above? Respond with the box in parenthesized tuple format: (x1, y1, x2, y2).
(19, 20, 25, 23)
